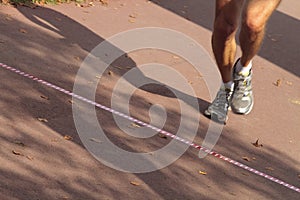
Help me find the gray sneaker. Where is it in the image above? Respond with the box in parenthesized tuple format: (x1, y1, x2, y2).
(204, 85, 233, 124)
(231, 60, 254, 114)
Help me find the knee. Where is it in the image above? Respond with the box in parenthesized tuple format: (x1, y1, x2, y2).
(214, 13, 239, 38)
(242, 12, 266, 34)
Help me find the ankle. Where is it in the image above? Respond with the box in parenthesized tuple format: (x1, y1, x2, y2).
(223, 81, 234, 91)
(236, 58, 252, 75)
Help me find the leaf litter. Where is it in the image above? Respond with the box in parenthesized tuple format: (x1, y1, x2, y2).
(130, 181, 141, 186)
(273, 79, 281, 87)
(37, 117, 48, 123)
(26, 155, 34, 160)
(242, 156, 251, 162)
(12, 150, 23, 156)
(19, 28, 28, 34)
(90, 138, 102, 143)
(286, 81, 293, 86)
(265, 167, 274, 171)
(40, 95, 49, 100)
(252, 139, 263, 147)
(128, 12, 138, 23)
(289, 99, 300, 105)
(130, 123, 141, 128)
(68, 99, 74, 104)
(198, 170, 207, 175)
(158, 133, 167, 139)
(64, 135, 73, 140)
(12, 150, 34, 160)
(108, 70, 114, 76)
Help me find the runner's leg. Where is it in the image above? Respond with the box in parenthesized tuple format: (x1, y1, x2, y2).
(212, 0, 244, 83)
(239, 0, 281, 66)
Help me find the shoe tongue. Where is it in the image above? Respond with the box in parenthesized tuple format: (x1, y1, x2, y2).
(238, 71, 250, 77)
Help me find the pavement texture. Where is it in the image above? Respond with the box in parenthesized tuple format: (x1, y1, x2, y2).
(0, 0, 299, 199)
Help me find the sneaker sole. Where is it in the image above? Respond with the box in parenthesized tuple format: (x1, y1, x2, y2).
(204, 110, 227, 124)
(211, 112, 227, 125)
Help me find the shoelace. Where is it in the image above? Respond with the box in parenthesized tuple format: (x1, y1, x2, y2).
(234, 75, 252, 97)
(213, 89, 231, 108)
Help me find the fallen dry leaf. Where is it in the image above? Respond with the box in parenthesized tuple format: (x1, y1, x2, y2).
(19, 28, 27, 34)
(252, 139, 263, 147)
(37, 118, 48, 123)
(26, 155, 34, 160)
(130, 181, 141, 186)
(34, 1, 44, 6)
(129, 13, 137, 18)
(100, 0, 109, 6)
(12, 150, 23, 156)
(40, 95, 49, 100)
(242, 156, 251, 162)
(274, 79, 281, 87)
(286, 81, 293, 86)
(158, 133, 167, 139)
(108, 70, 114, 76)
(131, 123, 141, 128)
(64, 135, 73, 140)
(79, 2, 96, 8)
(90, 138, 102, 143)
(74, 56, 81, 61)
(128, 19, 136, 23)
(88, 2, 95, 6)
(289, 99, 300, 105)
(198, 170, 207, 175)
(113, 66, 124, 70)
(241, 172, 249, 176)
(265, 167, 274, 171)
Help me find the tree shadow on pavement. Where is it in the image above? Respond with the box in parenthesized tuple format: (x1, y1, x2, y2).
(0, 5, 299, 200)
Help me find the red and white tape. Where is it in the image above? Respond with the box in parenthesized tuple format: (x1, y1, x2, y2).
(1, 62, 299, 193)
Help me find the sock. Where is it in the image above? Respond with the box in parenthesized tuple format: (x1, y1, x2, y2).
(236, 59, 252, 76)
(223, 81, 234, 91)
